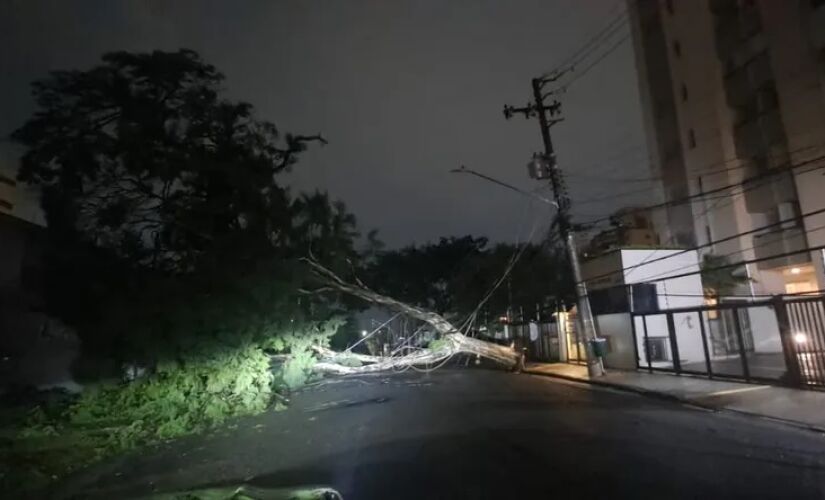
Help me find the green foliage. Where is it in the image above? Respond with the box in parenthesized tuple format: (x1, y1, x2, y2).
(268, 317, 344, 390)
(701, 253, 751, 297)
(6, 316, 343, 495)
(65, 342, 272, 451)
(427, 338, 450, 352)
(5, 49, 361, 494)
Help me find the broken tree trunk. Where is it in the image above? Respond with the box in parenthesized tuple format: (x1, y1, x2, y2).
(303, 258, 522, 373)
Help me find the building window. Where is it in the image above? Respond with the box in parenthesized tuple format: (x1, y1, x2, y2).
(680, 83, 688, 101)
(688, 129, 697, 148)
(665, 0, 674, 14)
(673, 40, 681, 58)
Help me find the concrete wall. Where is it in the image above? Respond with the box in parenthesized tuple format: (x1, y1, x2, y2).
(620, 248, 705, 310)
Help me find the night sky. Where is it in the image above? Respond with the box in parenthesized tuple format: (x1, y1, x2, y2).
(1, 0, 649, 246)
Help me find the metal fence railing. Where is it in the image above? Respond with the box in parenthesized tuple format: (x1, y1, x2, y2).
(631, 295, 825, 389)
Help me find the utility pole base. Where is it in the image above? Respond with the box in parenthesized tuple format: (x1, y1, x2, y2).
(587, 359, 605, 378)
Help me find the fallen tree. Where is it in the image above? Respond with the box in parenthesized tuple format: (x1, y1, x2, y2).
(303, 259, 523, 374)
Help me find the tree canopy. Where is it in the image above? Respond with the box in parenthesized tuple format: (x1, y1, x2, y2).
(365, 236, 573, 321)
(12, 49, 361, 364)
(13, 49, 335, 274)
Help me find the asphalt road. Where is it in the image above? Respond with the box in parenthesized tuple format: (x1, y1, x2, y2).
(57, 368, 825, 499)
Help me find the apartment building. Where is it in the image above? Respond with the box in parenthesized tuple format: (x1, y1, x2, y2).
(628, 0, 825, 295)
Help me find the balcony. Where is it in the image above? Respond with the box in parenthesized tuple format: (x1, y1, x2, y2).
(754, 227, 810, 270)
(746, 52, 773, 89)
(715, 22, 742, 59)
(724, 69, 750, 107)
(734, 119, 763, 157)
(733, 110, 787, 159)
(740, 6, 763, 39)
(744, 171, 795, 213)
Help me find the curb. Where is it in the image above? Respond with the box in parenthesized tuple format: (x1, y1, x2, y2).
(524, 368, 825, 435)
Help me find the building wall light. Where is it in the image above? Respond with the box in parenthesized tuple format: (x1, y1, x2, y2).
(793, 332, 807, 344)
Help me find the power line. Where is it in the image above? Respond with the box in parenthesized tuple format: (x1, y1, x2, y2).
(541, 3, 628, 79)
(450, 166, 557, 206)
(569, 136, 825, 210)
(576, 153, 825, 227)
(621, 158, 799, 277)
(574, 184, 656, 206)
(583, 162, 824, 279)
(653, 290, 825, 299)
(579, 206, 825, 285)
(559, 33, 631, 91)
(571, 137, 825, 223)
(628, 243, 825, 286)
(621, 190, 734, 279)
(636, 220, 825, 284)
(562, 109, 825, 197)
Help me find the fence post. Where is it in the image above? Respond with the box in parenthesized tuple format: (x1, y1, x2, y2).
(731, 308, 751, 381)
(697, 310, 713, 378)
(642, 315, 652, 372)
(666, 312, 682, 373)
(630, 313, 640, 370)
(774, 296, 803, 387)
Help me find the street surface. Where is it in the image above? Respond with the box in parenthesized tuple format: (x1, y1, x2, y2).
(57, 368, 825, 499)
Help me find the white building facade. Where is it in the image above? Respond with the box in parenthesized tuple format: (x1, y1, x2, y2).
(628, 0, 825, 296)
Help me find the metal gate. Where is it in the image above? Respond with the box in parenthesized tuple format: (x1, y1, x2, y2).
(509, 321, 561, 362)
(630, 295, 825, 389)
(783, 298, 825, 387)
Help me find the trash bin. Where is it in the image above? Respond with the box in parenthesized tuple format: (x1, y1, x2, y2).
(590, 338, 608, 358)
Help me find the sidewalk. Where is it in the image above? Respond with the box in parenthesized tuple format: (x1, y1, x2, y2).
(525, 362, 825, 432)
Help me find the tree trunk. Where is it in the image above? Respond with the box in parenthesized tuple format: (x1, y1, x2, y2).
(303, 258, 522, 374)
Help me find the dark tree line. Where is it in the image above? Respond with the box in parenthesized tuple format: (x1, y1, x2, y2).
(363, 236, 575, 322)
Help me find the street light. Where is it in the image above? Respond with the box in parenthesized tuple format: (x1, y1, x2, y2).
(450, 165, 558, 207)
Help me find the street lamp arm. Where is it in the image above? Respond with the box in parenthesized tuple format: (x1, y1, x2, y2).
(450, 166, 559, 207)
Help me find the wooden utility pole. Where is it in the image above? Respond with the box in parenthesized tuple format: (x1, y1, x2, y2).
(504, 76, 604, 377)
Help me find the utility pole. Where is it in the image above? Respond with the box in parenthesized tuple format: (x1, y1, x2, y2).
(504, 76, 604, 377)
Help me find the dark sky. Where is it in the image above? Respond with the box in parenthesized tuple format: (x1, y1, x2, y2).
(1, 0, 649, 247)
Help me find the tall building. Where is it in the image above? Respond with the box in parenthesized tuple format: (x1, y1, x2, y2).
(628, 0, 825, 295)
